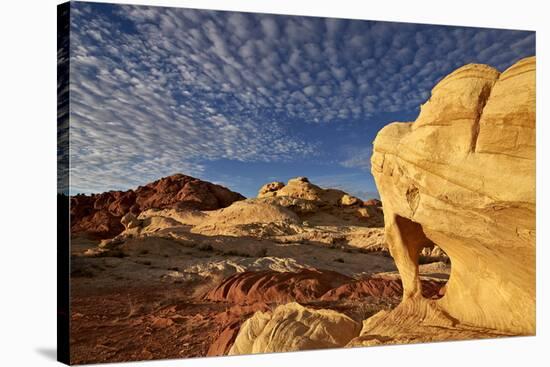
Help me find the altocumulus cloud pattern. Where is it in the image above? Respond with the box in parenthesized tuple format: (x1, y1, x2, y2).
(67, 3, 535, 196)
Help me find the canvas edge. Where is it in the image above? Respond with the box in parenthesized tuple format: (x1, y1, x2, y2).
(57, 1, 71, 365)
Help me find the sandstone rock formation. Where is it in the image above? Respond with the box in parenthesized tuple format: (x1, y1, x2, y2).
(191, 200, 302, 237)
(340, 194, 360, 206)
(112, 176, 386, 249)
(183, 258, 312, 282)
(258, 181, 285, 197)
(363, 198, 382, 207)
(257, 177, 384, 227)
(206, 303, 271, 357)
(228, 302, 361, 355)
(120, 212, 140, 230)
(203, 269, 352, 304)
(107, 206, 395, 278)
(258, 176, 349, 204)
(367, 56, 535, 338)
(203, 269, 445, 305)
(347, 297, 512, 347)
(320, 277, 444, 301)
(70, 174, 245, 238)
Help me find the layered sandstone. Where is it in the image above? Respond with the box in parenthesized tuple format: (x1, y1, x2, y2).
(320, 277, 444, 301)
(203, 270, 445, 305)
(228, 302, 361, 355)
(203, 269, 352, 304)
(365, 56, 535, 338)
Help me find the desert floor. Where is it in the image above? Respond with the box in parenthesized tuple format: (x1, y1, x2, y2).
(70, 220, 450, 363)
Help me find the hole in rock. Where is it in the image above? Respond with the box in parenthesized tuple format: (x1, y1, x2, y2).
(418, 243, 450, 300)
(394, 216, 451, 300)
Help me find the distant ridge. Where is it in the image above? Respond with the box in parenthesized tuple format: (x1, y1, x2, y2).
(70, 173, 245, 239)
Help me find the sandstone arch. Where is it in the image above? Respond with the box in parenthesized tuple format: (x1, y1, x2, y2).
(226, 57, 535, 353)
(361, 56, 536, 341)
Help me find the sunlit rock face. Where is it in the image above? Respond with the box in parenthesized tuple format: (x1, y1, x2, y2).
(369, 56, 535, 335)
(228, 302, 361, 355)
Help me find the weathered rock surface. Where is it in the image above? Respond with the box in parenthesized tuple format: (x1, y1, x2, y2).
(70, 174, 245, 238)
(257, 177, 384, 227)
(347, 298, 513, 347)
(120, 212, 140, 230)
(100, 175, 387, 255)
(320, 277, 444, 301)
(203, 269, 444, 305)
(206, 303, 271, 356)
(369, 56, 535, 337)
(209, 270, 445, 354)
(340, 194, 360, 206)
(228, 302, 361, 355)
(113, 177, 387, 250)
(258, 181, 285, 197)
(191, 200, 302, 237)
(185, 258, 313, 280)
(203, 269, 352, 304)
(109, 211, 396, 279)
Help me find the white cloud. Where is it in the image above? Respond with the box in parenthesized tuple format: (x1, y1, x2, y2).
(67, 3, 535, 193)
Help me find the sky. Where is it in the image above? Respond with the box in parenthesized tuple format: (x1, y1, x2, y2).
(65, 2, 535, 199)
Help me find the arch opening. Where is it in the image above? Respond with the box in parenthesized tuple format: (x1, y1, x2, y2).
(394, 215, 450, 300)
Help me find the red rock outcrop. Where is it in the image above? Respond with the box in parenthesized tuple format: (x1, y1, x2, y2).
(203, 269, 352, 304)
(202, 269, 445, 307)
(363, 198, 382, 207)
(320, 277, 445, 301)
(70, 174, 245, 239)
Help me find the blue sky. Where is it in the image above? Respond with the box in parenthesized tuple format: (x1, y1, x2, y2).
(67, 2, 535, 198)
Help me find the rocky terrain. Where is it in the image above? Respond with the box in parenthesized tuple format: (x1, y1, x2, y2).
(70, 174, 448, 363)
(70, 174, 245, 239)
(69, 57, 534, 363)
